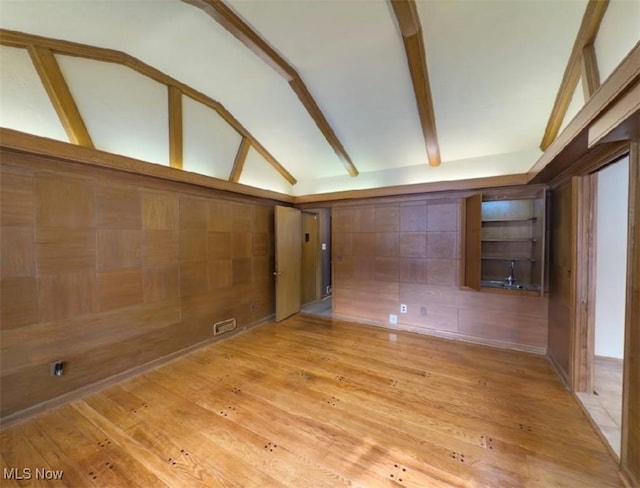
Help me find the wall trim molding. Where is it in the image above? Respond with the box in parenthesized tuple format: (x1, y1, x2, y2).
(572, 390, 620, 464)
(332, 312, 547, 356)
(0, 128, 295, 203)
(0, 314, 275, 430)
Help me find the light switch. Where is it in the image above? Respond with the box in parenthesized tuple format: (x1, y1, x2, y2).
(322, 243, 327, 250)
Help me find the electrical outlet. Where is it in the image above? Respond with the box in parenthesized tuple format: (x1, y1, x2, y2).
(389, 314, 398, 324)
(50, 360, 64, 376)
(421, 306, 427, 316)
(400, 304, 407, 314)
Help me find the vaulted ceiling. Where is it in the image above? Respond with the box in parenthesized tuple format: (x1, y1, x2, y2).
(0, 0, 638, 196)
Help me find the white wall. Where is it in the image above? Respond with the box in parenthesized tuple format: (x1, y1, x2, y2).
(595, 0, 640, 83)
(595, 156, 629, 358)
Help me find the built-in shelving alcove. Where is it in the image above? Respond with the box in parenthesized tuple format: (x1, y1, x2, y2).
(463, 185, 546, 296)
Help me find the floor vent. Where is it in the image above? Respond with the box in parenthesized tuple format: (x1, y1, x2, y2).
(213, 318, 236, 336)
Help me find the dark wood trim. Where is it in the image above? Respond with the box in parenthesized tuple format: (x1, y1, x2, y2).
(0, 128, 295, 203)
(529, 42, 639, 181)
(0, 28, 297, 185)
(463, 194, 482, 290)
(571, 174, 597, 393)
(549, 141, 629, 189)
(288, 79, 359, 176)
(168, 86, 183, 169)
(588, 85, 640, 147)
(0, 315, 273, 430)
(181, 0, 359, 177)
(27, 45, 94, 148)
(390, 0, 440, 167)
(229, 137, 251, 182)
(540, 0, 609, 150)
(621, 140, 640, 487)
(294, 174, 529, 205)
(547, 354, 570, 390)
(581, 43, 601, 101)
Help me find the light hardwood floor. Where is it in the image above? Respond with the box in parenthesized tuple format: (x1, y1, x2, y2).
(1, 315, 621, 487)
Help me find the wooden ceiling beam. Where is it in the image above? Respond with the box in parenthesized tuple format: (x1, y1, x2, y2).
(168, 86, 183, 169)
(229, 137, 250, 182)
(389, 0, 441, 167)
(1, 28, 296, 185)
(182, 0, 359, 177)
(581, 43, 601, 101)
(27, 45, 94, 148)
(539, 0, 609, 151)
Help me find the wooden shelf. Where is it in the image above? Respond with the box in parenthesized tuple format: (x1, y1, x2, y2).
(482, 217, 537, 223)
(481, 256, 536, 262)
(481, 238, 536, 242)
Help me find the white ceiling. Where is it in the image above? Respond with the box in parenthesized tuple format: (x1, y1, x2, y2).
(0, 0, 638, 196)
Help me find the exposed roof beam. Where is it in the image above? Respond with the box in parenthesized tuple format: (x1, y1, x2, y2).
(27, 45, 94, 148)
(539, 0, 609, 151)
(581, 43, 601, 101)
(0, 29, 296, 185)
(229, 137, 250, 182)
(168, 86, 183, 169)
(181, 0, 359, 177)
(389, 0, 441, 167)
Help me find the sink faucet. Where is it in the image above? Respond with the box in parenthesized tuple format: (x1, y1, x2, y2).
(505, 260, 516, 285)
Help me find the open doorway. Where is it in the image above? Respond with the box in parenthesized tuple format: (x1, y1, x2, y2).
(576, 155, 629, 458)
(301, 208, 333, 318)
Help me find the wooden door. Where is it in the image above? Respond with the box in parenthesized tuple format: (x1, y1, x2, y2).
(275, 206, 302, 322)
(464, 194, 482, 290)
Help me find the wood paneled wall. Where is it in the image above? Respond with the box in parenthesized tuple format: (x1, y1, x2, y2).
(0, 151, 276, 419)
(546, 181, 574, 383)
(332, 197, 548, 352)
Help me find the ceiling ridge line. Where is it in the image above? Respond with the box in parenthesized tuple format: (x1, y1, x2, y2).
(181, 0, 360, 178)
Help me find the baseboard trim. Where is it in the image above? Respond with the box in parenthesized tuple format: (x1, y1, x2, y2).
(546, 353, 570, 390)
(0, 314, 275, 430)
(619, 464, 639, 488)
(572, 391, 621, 464)
(332, 312, 547, 355)
(594, 355, 624, 365)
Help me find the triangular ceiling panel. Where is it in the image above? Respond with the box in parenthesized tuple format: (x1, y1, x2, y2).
(0, 45, 68, 142)
(595, 0, 640, 82)
(182, 95, 242, 179)
(56, 54, 169, 166)
(419, 0, 586, 163)
(239, 146, 293, 195)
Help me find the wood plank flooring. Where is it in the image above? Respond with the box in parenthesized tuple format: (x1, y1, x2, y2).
(0, 315, 621, 487)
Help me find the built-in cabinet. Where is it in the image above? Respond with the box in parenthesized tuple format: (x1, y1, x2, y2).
(464, 186, 546, 295)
